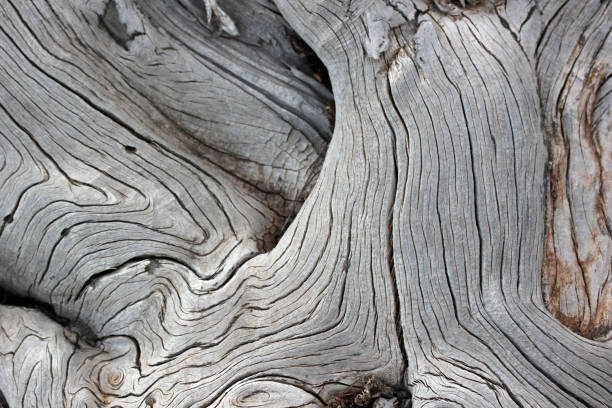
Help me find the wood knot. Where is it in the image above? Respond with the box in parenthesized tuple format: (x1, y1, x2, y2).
(145, 397, 156, 406)
(107, 368, 125, 389)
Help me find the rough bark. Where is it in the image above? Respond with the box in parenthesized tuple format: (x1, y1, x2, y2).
(0, 0, 610, 407)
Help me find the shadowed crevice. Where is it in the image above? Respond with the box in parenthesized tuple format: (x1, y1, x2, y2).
(0, 285, 70, 327)
(0, 388, 8, 408)
(101, 0, 144, 50)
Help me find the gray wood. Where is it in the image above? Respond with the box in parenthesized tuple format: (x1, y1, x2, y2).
(0, 0, 610, 407)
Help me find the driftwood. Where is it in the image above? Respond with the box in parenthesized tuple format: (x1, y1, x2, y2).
(0, 0, 610, 407)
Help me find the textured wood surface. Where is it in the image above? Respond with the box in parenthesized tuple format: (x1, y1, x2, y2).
(537, 0, 611, 340)
(0, 0, 610, 407)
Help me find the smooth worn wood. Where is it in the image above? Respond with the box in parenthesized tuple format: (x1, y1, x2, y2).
(0, 0, 610, 407)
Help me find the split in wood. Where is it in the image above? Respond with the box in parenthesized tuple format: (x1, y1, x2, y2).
(327, 376, 410, 408)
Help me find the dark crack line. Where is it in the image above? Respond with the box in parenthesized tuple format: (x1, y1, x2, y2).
(381, 65, 410, 390)
(0, 386, 9, 408)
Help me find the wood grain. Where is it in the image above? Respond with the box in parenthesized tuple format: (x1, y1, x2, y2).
(0, 0, 610, 407)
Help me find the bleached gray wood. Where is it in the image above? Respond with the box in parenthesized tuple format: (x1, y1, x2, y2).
(0, 0, 610, 407)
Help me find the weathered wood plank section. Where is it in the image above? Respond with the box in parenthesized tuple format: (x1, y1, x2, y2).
(0, 0, 335, 406)
(536, 0, 612, 341)
(0, 0, 610, 407)
(0, 0, 332, 298)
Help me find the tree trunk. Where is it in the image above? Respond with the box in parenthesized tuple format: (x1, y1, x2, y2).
(0, 0, 610, 407)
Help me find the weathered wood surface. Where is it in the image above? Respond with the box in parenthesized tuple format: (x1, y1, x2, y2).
(0, 0, 610, 407)
(537, 0, 611, 340)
